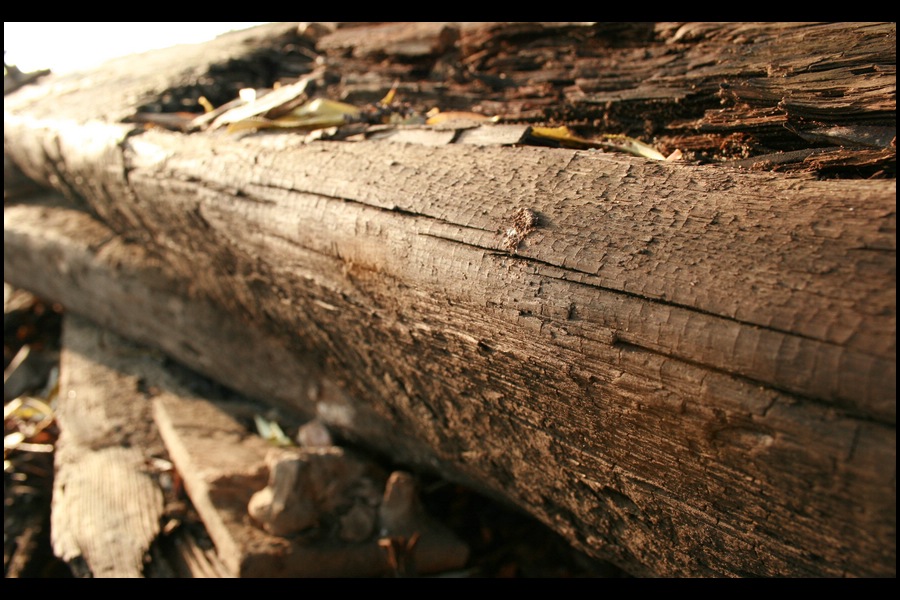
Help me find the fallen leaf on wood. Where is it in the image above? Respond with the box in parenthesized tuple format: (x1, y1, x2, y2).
(425, 109, 498, 125)
(209, 72, 322, 131)
(527, 127, 671, 160)
(528, 125, 602, 149)
(598, 134, 668, 160)
(253, 414, 294, 447)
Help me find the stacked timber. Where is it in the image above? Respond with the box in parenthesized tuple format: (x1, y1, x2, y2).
(4, 22, 895, 577)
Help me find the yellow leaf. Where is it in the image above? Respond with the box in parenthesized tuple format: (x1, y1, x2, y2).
(288, 98, 361, 120)
(426, 110, 496, 125)
(379, 81, 399, 105)
(253, 415, 294, 447)
(227, 113, 350, 134)
(599, 134, 667, 161)
(528, 126, 600, 149)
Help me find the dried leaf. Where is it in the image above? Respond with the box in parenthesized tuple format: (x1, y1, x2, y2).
(380, 81, 399, 105)
(227, 98, 360, 134)
(209, 72, 321, 131)
(426, 110, 497, 125)
(4, 396, 54, 422)
(528, 127, 668, 160)
(4, 396, 55, 441)
(528, 126, 603, 149)
(253, 414, 294, 447)
(598, 134, 667, 160)
(288, 97, 361, 120)
(197, 96, 215, 113)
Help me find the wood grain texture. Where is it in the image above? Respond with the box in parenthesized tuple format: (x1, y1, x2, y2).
(4, 22, 895, 577)
(6, 145, 894, 577)
(51, 315, 167, 577)
(3, 196, 438, 468)
(120, 132, 897, 422)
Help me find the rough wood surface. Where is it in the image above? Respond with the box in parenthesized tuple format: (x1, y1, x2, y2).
(6, 156, 894, 577)
(4, 22, 896, 577)
(3, 195, 440, 481)
(52, 315, 167, 577)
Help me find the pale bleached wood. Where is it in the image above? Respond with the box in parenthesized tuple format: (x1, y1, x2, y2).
(52, 315, 167, 577)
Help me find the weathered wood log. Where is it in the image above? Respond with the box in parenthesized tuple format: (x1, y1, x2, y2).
(3, 22, 895, 577)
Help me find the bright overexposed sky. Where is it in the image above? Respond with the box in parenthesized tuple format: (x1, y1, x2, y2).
(4, 23, 271, 75)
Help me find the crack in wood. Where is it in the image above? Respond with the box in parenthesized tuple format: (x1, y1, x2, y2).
(418, 228, 865, 355)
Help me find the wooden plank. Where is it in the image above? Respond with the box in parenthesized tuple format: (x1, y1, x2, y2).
(2, 195, 417, 458)
(52, 315, 167, 577)
(152, 382, 469, 577)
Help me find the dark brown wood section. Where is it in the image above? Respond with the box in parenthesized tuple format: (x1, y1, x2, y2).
(4, 22, 895, 577)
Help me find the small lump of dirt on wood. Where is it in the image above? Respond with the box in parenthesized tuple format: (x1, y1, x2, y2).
(502, 208, 539, 253)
